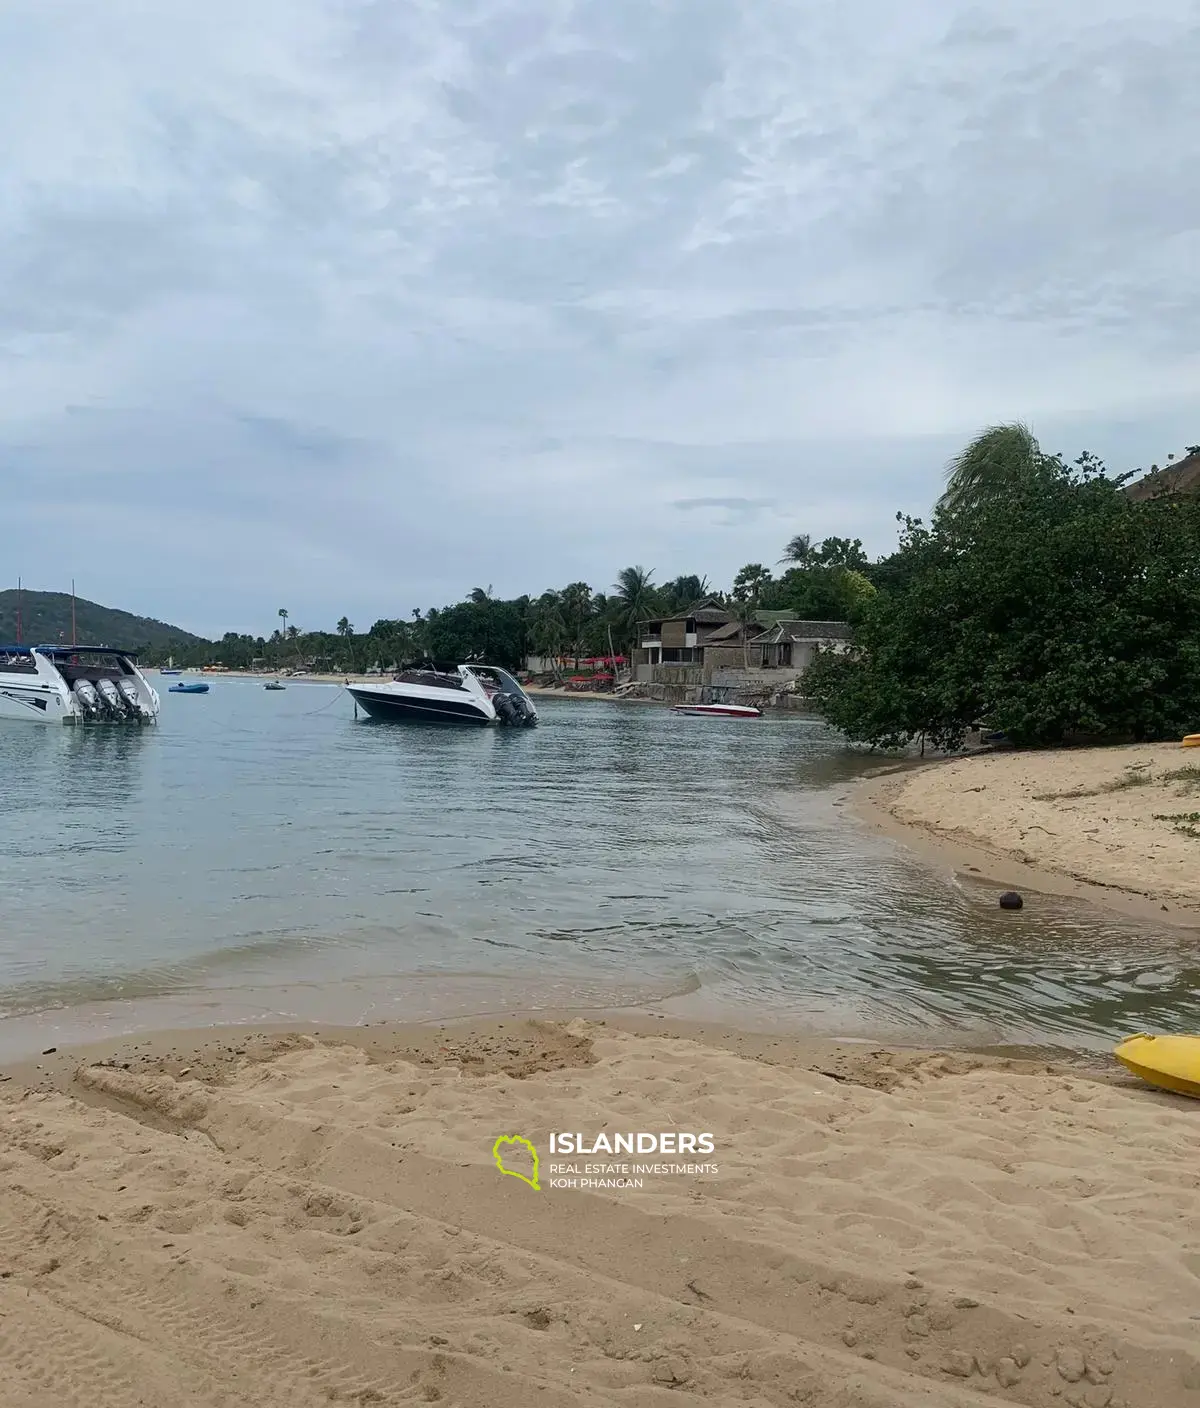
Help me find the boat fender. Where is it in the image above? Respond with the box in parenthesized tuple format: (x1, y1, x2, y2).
(999, 891, 1023, 910)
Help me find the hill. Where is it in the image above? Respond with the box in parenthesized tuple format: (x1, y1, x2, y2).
(0, 590, 206, 653)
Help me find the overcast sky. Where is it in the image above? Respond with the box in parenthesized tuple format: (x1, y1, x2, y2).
(3, 0, 1198, 637)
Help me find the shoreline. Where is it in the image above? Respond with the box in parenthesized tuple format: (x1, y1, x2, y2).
(1, 1011, 1195, 1406)
(853, 743, 1200, 930)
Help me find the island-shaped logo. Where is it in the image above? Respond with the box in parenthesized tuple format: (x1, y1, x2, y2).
(492, 1134, 540, 1191)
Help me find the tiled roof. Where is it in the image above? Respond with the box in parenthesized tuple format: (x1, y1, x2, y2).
(749, 620, 852, 644)
(1124, 450, 1200, 502)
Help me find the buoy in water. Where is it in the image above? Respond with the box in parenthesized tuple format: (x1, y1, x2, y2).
(999, 891, 1023, 910)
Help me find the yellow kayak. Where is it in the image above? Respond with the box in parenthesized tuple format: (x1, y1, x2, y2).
(1113, 1034, 1200, 1098)
(1183, 735, 1200, 748)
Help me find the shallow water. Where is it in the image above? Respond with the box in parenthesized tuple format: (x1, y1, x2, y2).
(1, 681, 1197, 1052)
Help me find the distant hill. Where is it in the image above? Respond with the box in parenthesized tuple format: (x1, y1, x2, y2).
(0, 590, 206, 652)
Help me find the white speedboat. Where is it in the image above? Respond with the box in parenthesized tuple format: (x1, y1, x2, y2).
(347, 663, 538, 727)
(0, 644, 161, 724)
(672, 702, 763, 718)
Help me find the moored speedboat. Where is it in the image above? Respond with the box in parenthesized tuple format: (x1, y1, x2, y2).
(0, 644, 160, 724)
(169, 681, 209, 694)
(264, 680, 286, 691)
(347, 663, 538, 727)
(672, 702, 763, 718)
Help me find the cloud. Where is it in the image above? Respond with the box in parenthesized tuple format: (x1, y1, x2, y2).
(1, 0, 1198, 634)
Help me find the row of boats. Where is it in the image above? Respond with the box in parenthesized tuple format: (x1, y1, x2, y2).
(0, 645, 762, 727)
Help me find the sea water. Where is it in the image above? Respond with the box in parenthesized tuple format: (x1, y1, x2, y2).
(1, 680, 1196, 1053)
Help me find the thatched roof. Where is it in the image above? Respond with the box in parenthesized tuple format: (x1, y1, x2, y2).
(1124, 449, 1200, 502)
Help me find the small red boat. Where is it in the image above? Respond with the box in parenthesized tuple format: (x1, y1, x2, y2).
(671, 702, 763, 718)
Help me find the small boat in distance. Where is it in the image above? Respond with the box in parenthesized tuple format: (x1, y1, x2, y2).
(169, 681, 209, 694)
(672, 702, 763, 718)
(264, 680, 286, 691)
(347, 662, 538, 726)
(160, 668, 182, 675)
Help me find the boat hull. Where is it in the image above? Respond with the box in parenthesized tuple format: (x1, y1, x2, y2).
(1114, 1034, 1200, 1099)
(0, 680, 68, 722)
(672, 704, 762, 718)
(348, 687, 492, 725)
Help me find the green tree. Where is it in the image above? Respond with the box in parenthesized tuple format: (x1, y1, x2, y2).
(529, 591, 567, 671)
(938, 421, 1042, 513)
(732, 563, 773, 602)
(612, 566, 656, 653)
(560, 581, 593, 667)
(813, 537, 869, 570)
(780, 533, 815, 567)
(809, 440, 1200, 750)
(336, 616, 353, 638)
(659, 575, 711, 613)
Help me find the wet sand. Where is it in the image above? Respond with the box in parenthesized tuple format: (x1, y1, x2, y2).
(1, 1014, 1196, 1407)
(856, 742, 1200, 928)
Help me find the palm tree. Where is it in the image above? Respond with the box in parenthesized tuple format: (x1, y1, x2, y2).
(560, 582, 592, 668)
(780, 533, 814, 567)
(732, 563, 772, 602)
(613, 566, 656, 653)
(336, 616, 353, 638)
(529, 592, 567, 673)
(938, 422, 1041, 513)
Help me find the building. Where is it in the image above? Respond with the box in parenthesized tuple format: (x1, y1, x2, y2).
(634, 601, 851, 699)
(637, 598, 735, 668)
(1124, 449, 1200, 502)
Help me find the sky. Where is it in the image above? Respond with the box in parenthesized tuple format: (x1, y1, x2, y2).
(2, 0, 1198, 638)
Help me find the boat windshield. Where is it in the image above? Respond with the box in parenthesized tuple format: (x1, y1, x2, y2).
(393, 668, 465, 690)
(468, 666, 526, 696)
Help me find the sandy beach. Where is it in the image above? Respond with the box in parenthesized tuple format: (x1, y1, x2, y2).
(1, 1015, 1197, 1407)
(859, 742, 1200, 925)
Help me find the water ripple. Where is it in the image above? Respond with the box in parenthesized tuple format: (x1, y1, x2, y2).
(0, 684, 1196, 1047)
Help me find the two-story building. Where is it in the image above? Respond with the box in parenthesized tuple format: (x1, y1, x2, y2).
(634, 601, 851, 699)
(637, 598, 735, 668)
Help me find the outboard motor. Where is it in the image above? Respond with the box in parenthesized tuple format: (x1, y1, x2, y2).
(73, 679, 101, 719)
(512, 695, 537, 726)
(96, 678, 127, 718)
(492, 691, 520, 726)
(117, 677, 149, 719)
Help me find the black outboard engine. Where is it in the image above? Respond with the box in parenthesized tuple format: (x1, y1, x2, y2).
(493, 692, 520, 725)
(511, 694, 537, 726)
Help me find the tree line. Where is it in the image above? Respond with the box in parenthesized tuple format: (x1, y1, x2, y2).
(806, 427, 1200, 749)
(142, 541, 891, 675)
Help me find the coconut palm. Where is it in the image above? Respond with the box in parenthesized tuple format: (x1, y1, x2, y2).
(336, 616, 353, 638)
(560, 582, 592, 667)
(780, 533, 814, 567)
(938, 422, 1041, 513)
(529, 591, 567, 672)
(612, 566, 656, 652)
